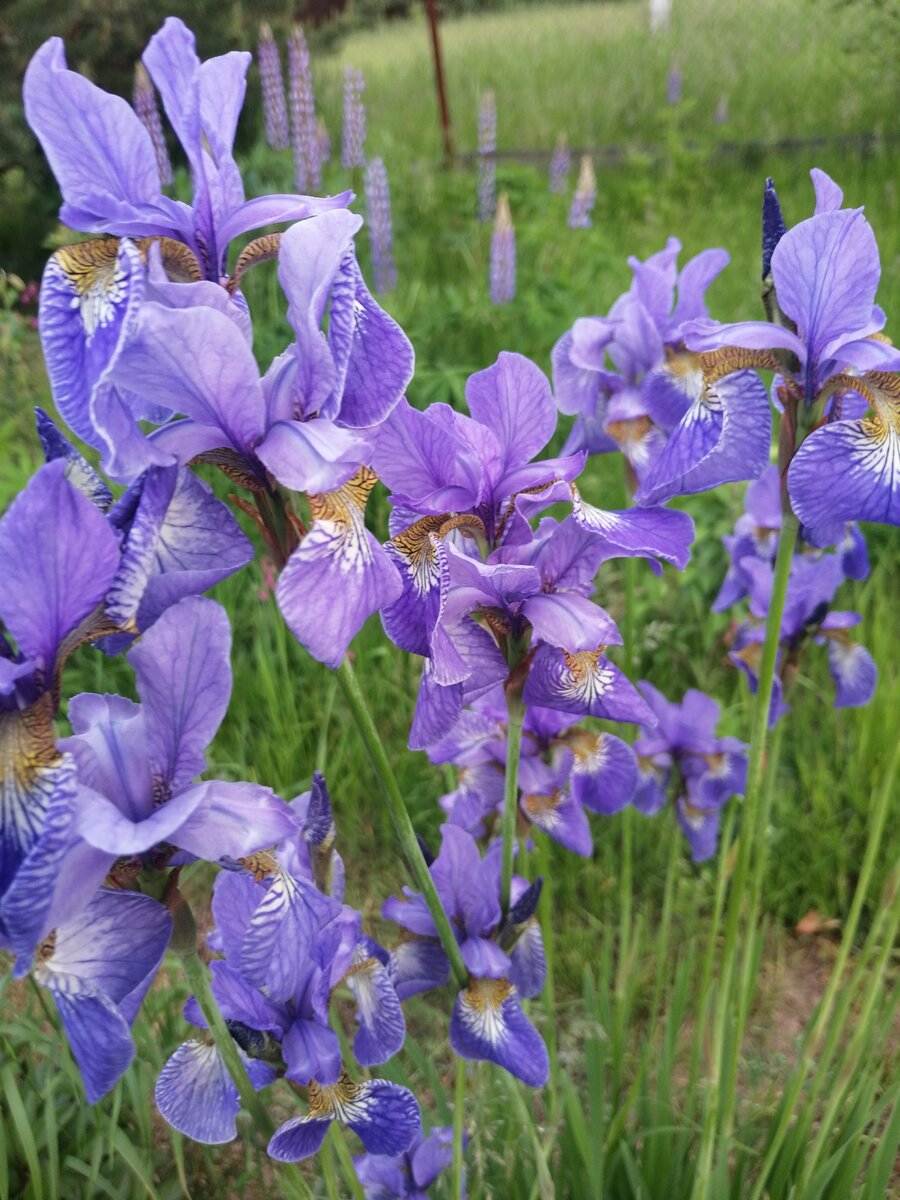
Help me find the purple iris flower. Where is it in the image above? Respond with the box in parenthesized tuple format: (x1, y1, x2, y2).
(0, 460, 125, 965)
(24, 19, 348, 282)
(383, 824, 549, 1087)
(34, 889, 171, 1102)
(714, 465, 869, 614)
(729, 548, 876, 725)
(58, 596, 298, 904)
(431, 686, 639, 856)
(632, 685, 748, 861)
(551, 237, 767, 504)
(682, 169, 900, 529)
(93, 210, 411, 664)
(373, 354, 690, 746)
(355, 1125, 462, 1199)
(157, 788, 413, 1156)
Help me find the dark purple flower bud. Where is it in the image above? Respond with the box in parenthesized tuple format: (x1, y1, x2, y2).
(477, 90, 496, 222)
(489, 192, 515, 305)
(258, 22, 289, 151)
(342, 66, 367, 169)
(761, 176, 786, 281)
(132, 61, 172, 186)
(288, 25, 321, 191)
(549, 133, 570, 194)
(568, 155, 596, 229)
(365, 156, 397, 293)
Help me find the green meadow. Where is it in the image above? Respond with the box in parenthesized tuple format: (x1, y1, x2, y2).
(1, 0, 898, 1196)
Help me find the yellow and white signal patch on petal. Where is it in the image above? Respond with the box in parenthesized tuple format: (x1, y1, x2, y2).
(306, 466, 379, 574)
(0, 697, 68, 867)
(39, 238, 146, 446)
(456, 977, 514, 1047)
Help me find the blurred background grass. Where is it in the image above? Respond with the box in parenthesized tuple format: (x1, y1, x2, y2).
(1, 0, 898, 1195)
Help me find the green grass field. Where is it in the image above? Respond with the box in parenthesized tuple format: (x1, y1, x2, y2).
(1, 0, 899, 1196)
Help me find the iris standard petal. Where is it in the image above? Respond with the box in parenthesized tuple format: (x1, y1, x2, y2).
(373, 400, 484, 514)
(106, 466, 252, 633)
(465, 352, 557, 478)
(128, 596, 232, 791)
(0, 460, 120, 675)
(256, 418, 370, 494)
(167, 780, 299, 861)
(388, 937, 451, 1001)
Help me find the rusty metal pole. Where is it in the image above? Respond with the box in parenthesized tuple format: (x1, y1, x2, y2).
(424, 0, 455, 168)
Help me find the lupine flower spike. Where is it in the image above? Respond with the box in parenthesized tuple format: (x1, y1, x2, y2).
(365, 157, 398, 294)
(317, 115, 332, 165)
(258, 22, 289, 151)
(568, 155, 596, 229)
(342, 66, 367, 169)
(132, 62, 172, 186)
(288, 25, 321, 191)
(549, 134, 570, 194)
(489, 192, 516, 306)
(477, 90, 497, 222)
(667, 61, 682, 105)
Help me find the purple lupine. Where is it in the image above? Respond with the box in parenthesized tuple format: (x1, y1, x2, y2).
(365, 157, 397, 294)
(682, 168, 900, 529)
(568, 155, 596, 229)
(715, 95, 729, 125)
(549, 134, 570, 194)
(476, 90, 496, 222)
(132, 62, 172, 186)
(631, 685, 748, 861)
(317, 115, 331, 165)
(288, 25, 321, 192)
(666, 61, 682, 105)
(342, 66, 367, 169)
(258, 22, 289, 151)
(489, 192, 515, 306)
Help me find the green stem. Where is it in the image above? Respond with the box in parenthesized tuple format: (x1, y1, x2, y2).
(499, 693, 526, 917)
(691, 512, 799, 1200)
(623, 554, 637, 680)
(321, 1135, 341, 1200)
(538, 832, 560, 1113)
(335, 657, 468, 989)
(329, 1125, 367, 1200)
(452, 1056, 466, 1198)
(180, 946, 275, 1140)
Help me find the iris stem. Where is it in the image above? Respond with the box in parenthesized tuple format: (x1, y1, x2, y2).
(334, 657, 468, 990)
(691, 511, 799, 1200)
(452, 1055, 466, 1198)
(499, 693, 526, 917)
(328, 1124, 367, 1200)
(180, 947, 315, 1200)
(538, 832, 560, 1114)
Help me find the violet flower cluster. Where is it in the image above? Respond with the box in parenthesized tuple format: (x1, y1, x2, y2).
(718, 468, 876, 724)
(365, 156, 398, 294)
(489, 192, 516, 305)
(477, 91, 497, 223)
(258, 22, 289, 151)
(568, 155, 596, 229)
(288, 25, 322, 192)
(5, 11, 898, 1193)
(342, 66, 367, 170)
